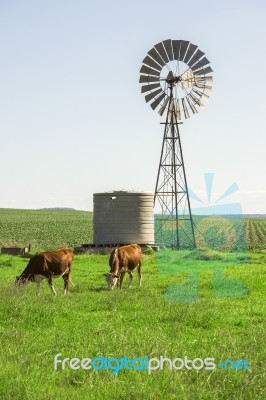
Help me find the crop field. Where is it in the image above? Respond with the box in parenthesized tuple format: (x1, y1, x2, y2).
(155, 215, 266, 251)
(0, 208, 265, 399)
(245, 218, 266, 251)
(0, 208, 265, 252)
(0, 208, 93, 251)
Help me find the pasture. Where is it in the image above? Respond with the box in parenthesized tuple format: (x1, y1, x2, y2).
(0, 209, 265, 399)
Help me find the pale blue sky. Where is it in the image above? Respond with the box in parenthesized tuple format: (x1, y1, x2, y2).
(0, 0, 265, 213)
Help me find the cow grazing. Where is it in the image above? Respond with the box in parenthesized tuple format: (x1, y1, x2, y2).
(15, 248, 73, 295)
(105, 244, 142, 290)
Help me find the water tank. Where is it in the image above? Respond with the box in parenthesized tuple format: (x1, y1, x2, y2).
(93, 191, 154, 245)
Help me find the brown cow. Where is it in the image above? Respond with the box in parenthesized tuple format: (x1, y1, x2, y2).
(15, 248, 73, 295)
(105, 244, 142, 290)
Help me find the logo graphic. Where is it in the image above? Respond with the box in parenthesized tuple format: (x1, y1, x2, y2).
(54, 353, 250, 374)
(158, 173, 248, 302)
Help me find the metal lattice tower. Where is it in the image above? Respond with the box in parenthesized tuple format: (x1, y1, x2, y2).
(139, 39, 213, 249)
(154, 84, 195, 249)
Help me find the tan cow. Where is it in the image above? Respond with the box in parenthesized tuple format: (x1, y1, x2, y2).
(105, 244, 142, 290)
(15, 248, 73, 295)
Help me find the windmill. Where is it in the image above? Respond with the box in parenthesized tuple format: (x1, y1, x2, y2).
(139, 39, 213, 249)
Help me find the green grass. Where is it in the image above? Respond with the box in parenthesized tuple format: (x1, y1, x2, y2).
(0, 209, 265, 398)
(0, 250, 265, 399)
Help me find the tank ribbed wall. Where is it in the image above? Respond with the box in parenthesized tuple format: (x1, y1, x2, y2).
(93, 191, 154, 245)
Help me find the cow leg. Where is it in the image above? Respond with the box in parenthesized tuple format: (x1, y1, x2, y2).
(137, 262, 142, 286)
(128, 271, 133, 288)
(35, 275, 42, 295)
(48, 276, 57, 295)
(35, 281, 41, 295)
(63, 274, 70, 295)
(119, 271, 126, 289)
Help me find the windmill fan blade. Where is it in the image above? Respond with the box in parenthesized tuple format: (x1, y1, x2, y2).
(172, 110, 178, 124)
(140, 65, 160, 76)
(158, 96, 170, 116)
(141, 82, 161, 93)
(150, 92, 166, 110)
(193, 66, 213, 76)
(142, 55, 162, 72)
(167, 98, 174, 122)
(204, 76, 213, 83)
(183, 43, 198, 64)
(195, 84, 212, 92)
(169, 98, 174, 112)
(180, 69, 195, 89)
(163, 39, 174, 61)
(147, 48, 165, 67)
(181, 80, 193, 90)
(187, 49, 205, 67)
(201, 92, 210, 101)
(145, 88, 163, 103)
(179, 40, 190, 61)
(154, 41, 169, 63)
(191, 57, 210, 71)
(175, 99, 181, 120)
(182, 98, 190, 119)
(186, 96, 198, 114)
(139, 75, 159, 83)
(193, 89, 211, 101)
(195, 76, 213, 84)
(189, 92, 205, 109)
(172, 40, 181, 60)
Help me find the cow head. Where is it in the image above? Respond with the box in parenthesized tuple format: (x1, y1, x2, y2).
(15, 274, 35, 286)
(104, 272, 118, 290)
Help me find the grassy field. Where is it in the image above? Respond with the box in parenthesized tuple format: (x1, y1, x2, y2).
(0, 209, 265, 399)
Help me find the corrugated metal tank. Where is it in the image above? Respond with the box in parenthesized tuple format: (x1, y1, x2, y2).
(93, 191, 154, 245)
